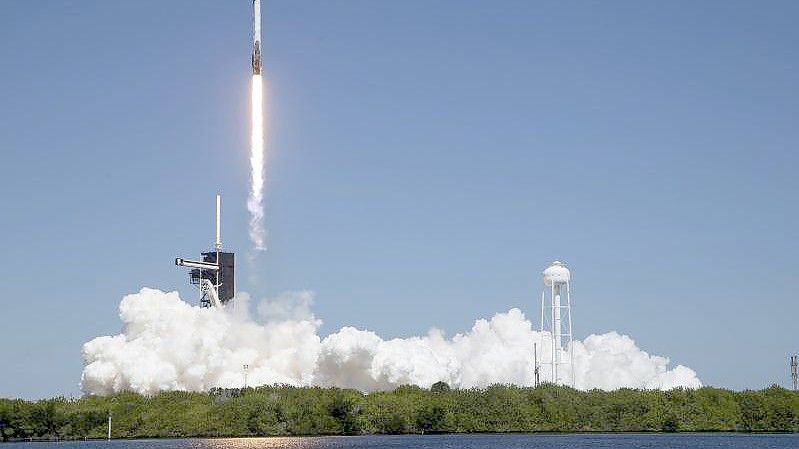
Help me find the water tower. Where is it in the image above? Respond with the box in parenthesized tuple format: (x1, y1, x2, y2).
(541, 261, 574, 386)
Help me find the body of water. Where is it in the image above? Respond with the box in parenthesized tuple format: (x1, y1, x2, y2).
(3, 434, 798, 449)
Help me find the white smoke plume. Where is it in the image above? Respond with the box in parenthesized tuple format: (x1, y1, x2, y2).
(81, 288, 701, 396)
(247, 74, 266, 250)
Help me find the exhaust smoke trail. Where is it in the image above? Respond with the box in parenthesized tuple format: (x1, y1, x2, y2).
(80, 289, 702, 395)
(248, 0, 265, 251)
(248, 74, 266, 251)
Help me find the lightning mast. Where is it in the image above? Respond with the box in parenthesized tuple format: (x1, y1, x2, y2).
(791, 355, 797, 391)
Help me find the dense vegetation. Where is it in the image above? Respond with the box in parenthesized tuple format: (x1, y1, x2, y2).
(1, 384, 797, 440)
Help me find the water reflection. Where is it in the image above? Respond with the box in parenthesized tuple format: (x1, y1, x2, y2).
(3, 434, 798, 449)
(201, 438, 329, 449)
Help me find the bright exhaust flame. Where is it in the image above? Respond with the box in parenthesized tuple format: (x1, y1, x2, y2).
(248, 74, 266, 250)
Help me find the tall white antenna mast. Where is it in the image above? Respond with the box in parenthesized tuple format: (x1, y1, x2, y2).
(215, 193, 222, 251)
(214, 193, 222, 305)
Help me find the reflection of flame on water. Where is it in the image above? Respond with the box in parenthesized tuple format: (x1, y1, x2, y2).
(248, 74, 266, 251)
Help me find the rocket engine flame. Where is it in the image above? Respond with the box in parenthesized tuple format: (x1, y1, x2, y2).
(248, 74, 265, 250)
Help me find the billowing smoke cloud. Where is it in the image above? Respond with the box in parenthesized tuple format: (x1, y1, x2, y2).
(247, 74, 266, 251)
(81, 289, 701, 396)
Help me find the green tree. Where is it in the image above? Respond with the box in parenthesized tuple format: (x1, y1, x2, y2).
(430, 382, 451, 393)
(416, 405, 446, 433)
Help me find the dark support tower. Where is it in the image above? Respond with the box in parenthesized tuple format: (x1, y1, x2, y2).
(176, 194, 235, 307)
(188, 252, 235, 306)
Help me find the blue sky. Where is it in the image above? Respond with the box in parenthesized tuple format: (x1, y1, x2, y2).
(1, 0, 797, 398)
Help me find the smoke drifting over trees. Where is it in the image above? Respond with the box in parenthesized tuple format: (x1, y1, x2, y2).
(81, 289, 700, 395)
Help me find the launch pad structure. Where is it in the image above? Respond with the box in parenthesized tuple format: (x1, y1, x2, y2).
(175, 194, 235, 307)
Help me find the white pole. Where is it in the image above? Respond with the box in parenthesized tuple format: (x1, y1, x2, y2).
(106, 411, 111, 441)
(554, 284, 562, 353)
(540, 291, 545, 332)
(554, 283, 562, 383)
(215, 194, 222, 251)
(567, 280, 574, 387)
(540, 289, 545, 382)
(551, 283, 556, 383)
(214, 194, 222, 301)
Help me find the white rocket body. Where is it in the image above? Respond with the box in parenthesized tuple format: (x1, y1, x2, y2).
(252, 0, 262, 75)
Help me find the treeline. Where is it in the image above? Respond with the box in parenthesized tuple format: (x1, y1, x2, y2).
(1, 384, 797, 440)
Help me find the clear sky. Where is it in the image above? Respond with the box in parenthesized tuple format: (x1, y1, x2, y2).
(1, 1, 797, 399)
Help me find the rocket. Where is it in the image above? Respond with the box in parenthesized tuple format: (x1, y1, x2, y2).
(252, 0, 262, 75)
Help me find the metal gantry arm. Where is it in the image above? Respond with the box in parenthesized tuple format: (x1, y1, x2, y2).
(175, 258, 220, 271)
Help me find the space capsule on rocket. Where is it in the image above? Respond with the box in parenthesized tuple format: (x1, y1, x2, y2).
(252, 0, 262, 75)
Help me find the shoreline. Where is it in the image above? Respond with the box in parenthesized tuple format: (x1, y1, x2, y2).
(2, 385, 797, 439)
(3, 432, 799, 443)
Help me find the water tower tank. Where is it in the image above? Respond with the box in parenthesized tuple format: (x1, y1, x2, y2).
(543, 261, 570, 286)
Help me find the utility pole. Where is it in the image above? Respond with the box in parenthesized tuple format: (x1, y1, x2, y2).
(107, 397, 117, 441)
(791, 355, 797, 391)
(534, 342, 540, 388)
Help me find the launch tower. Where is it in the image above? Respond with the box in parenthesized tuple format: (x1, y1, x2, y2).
(175, 194, 235, 307)
(540, 261, 574, 386)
